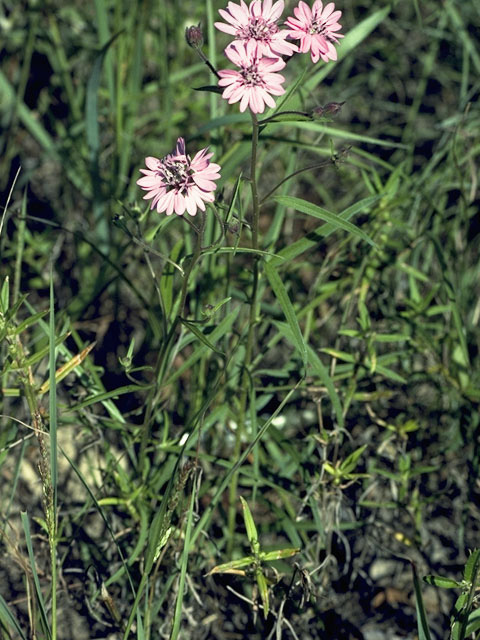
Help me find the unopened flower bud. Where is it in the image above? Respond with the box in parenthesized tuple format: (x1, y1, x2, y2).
(185, 23, 203, 49)
(227, 219, 240, 234)
(312, 101, 345, 118)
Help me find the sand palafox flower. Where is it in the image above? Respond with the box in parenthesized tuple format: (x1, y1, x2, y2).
(137, 138, 221, 216)
(218, 40, 286, 114)
(215, 0, 297, 58)
(285, 1, 343, 63)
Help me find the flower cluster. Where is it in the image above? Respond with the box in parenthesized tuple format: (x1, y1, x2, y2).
(216, 0, 343, 113)
(138, 1, 344, 216)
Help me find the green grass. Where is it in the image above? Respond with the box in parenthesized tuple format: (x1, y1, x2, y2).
(1, 1, 479, 638)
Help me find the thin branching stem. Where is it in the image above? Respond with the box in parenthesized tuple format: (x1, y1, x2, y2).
(227, 112, 261, 555)
(139, 212, 206, 474)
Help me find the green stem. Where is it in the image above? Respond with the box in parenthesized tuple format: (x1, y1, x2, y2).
(8, 330, 57, 636)
(227, 112, 261, 556)
(138, 213, 206, 475)
(260, 151, 350, 206)
(51, 540, 57, 639)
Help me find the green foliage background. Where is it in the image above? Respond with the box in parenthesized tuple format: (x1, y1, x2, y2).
(0, 0, 479, 638)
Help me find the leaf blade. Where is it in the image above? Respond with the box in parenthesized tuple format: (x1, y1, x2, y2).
(272, 195, 376, 247)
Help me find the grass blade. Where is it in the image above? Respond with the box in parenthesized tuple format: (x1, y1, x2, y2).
(264, 261, 307, 369)
(170, 478, 197, 640)
(0, 594, 27, 640)
(411, 562, 433, 640)
(48, 270, 57, 519)
(20, 512, 51, 639)
(48, 267, 58, 639)
(275, 320, 344, 429)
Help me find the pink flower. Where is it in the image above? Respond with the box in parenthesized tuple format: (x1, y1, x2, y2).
(215, 0, 297, 58)
(285, 1, 343, 63)
(137, 138, 221, 216)
(218, 40, 286, 114)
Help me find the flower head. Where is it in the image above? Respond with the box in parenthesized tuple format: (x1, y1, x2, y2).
(215, 0, 297, 58)
(137, 138, 221, 216)
(285, 1, 343, 63)
(218, 40, 286, 114)
(185, 23, 204, 49)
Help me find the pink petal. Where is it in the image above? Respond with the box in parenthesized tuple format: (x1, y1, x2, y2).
(214, 22, 237, 35)
(145, 156, 159, 170)
(269, 0, 284, 22)
(228, 1, 249, 24)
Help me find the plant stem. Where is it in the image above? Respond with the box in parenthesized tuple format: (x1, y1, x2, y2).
(227, 112, 261, 556)
(138, 213, 206, 475)
(6, 328, 57, 637)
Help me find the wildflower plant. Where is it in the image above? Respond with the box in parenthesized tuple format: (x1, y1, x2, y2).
(130, 1, 354, 634)
(207, 497, 300, 618)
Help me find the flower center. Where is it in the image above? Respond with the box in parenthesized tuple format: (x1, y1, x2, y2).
(310, 19, 332, 40)
(159, 156, 193, 192)
(238, 17, 277, 43)
(241, 63, 263, 87)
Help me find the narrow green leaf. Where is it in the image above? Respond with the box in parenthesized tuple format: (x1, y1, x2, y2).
(455, 549, 480, 640)
(452, 592, 469, 640)
(203, 246, 283, 259)
(0, 69, 56, 153)
(190, 384, 299, 547)
(165, 307, 240, 386)
(144, 469, 178, 575)
(240, 497, 260, 555)
(423, 575, 463, 589)
(261, 548, 300, 562)
(273, 195, 376, 247)
(93, 0, 114, 103)
(86, 31, 122, 244)
(161, 238, 183, 320)
(14, 310, 49, 335)
(23, 332, 70, 370)
(171, 481, 196, 640)
(373, 333, 411, 343)
(269, 195, 381, 268)
(0, 276, 9, 313)
(264, 261, 307, 369)
(181, 319, 225, 356)
(285, 121, 408, 149)
(21, 512, 51, 639)
(411, 562, 433, 640)
(464, 549, 480, 583)
(465, 608, 480, 637)
(275, 320, 344, 428)
(207, 556, 256, 575)
(64, 383, 153, 413)
(321, 348, 355, 363)
(48, 272, 58, 514)
(445, 1, 480, 75)
(256, 569, 270, 618)
(340, 444, 367, 474)
(259, 111, 312, 125)
(86, 32, 121, 157)
(0, 594, 27, 640)
(374, 364, 407, 384)
(307, 345, 344, 428)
